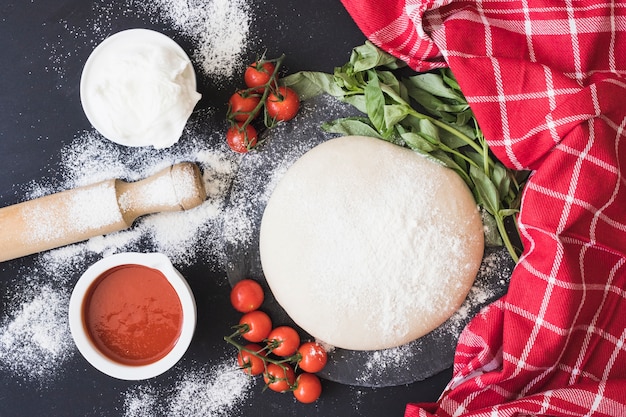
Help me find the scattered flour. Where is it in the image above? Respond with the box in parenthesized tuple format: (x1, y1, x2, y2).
(45, 0, 252, 88)
(358, 345, 415, 381)
(133, 0, 252, 80)
(123, 360, 254, 417)
(0, 284, 73, 382)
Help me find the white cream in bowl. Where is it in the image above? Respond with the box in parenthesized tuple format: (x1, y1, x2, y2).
(80, 29, 202, 149)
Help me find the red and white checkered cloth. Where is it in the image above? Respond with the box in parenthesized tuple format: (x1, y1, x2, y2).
(340, 1, 626, 416)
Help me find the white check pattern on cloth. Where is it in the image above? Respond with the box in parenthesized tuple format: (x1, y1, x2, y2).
(338, 0, 626, 415)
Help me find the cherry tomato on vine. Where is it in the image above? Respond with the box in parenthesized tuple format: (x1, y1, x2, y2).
(296, 342, 328, 373)
(263, 363, 296, 393)
(266, 326, 300, 357)
(239, 310, 272, 342)
(293, 373, 322, 403)
(244, 61, 276, 90)
(230, 279, 264, 313)
(226, 123, 258, 153)
(265, 86, 300, 122)
(227, 90, 260, 122)
(237, 343, 266, 376)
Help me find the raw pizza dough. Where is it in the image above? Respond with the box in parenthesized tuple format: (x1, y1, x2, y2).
(259, 136, 484, 351)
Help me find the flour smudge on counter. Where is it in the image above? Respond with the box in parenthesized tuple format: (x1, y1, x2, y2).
(0, 283, 73, 382)
(46, 0, 252, 88)
(123, 360, 254, 417)
(134, 0, 252, 80)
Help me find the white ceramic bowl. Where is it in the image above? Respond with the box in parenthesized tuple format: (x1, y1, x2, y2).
(69, 252, 196, 380)
(79, 28, 200, 148)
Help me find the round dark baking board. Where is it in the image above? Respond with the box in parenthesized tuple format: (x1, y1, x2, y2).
(222, 93, 514, 388)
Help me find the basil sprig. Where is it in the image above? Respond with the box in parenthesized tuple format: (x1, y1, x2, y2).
(283, 41, 528, 262)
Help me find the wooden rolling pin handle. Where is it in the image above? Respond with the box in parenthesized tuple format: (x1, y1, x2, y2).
(0, 162, 206, 263)
(116, 162, 207, 224)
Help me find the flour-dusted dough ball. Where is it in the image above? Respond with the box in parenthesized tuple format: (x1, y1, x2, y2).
(259, 136, 484, 351)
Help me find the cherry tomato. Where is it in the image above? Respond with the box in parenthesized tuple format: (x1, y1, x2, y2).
(265, 86, 300, 122)
(226, 123, 258, 153)
(297, 342, 328, 373)
(230, 279, 264, 313)
(244, 61, 276, 90)
(263, 363, 296, 393)
(239, 310, 272, 342)
(237, 343, 266, 376)
(227, 90, 260, 122)
(266, 326, 300, 357)
(293, 373, 322, 403)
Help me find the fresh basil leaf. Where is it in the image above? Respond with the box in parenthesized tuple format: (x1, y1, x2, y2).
(416, 118, 440, 141)
(379, 83, 410, 108)
(470, 165, 500, 215)
(406, 89, 470, 124)
(398, 81, 410, 105)
(492, 163, 512, 203)
(377, 70, 402, 96)
(322, 117, 383, 139)
(437, 103, 471, 114)
(439, 129, 473, 149)
(364, 72, 386, 133)
(405, 115, 473, 152)
(398, 132, 450, 166)
(282, 71, 342, 100)
(405, 85, 448, 116)
(334, 70, 362, 92)
(384, 104, 411, 130)
(441, 68, 462, 91)
(400, 131, 439, 153)
(351, 41, 403, 72)
(409, 72, 465, 101)
(341, 94, 367, 114)
(455, 109, 475, 126)
(451, 153, 470, 178)
(498, 208, 520, 217)
(465, 150, 487, 168)
(341, 94, 368, 114)
(481, 210, 504, 247)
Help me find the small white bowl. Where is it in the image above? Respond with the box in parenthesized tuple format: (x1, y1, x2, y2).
(79, 28, 201, 149)
(69, 252, 196, 380)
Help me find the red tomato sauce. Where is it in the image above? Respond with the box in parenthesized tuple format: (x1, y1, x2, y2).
(83, 264, 183, 366)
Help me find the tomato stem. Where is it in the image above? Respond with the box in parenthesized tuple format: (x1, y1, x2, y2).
(224, 333, 296, 369)
(227, 54, 287, 150)
(224, 329, 306, 392)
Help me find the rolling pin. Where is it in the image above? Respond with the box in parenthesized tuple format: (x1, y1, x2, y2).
(0, 162, 207, 262)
